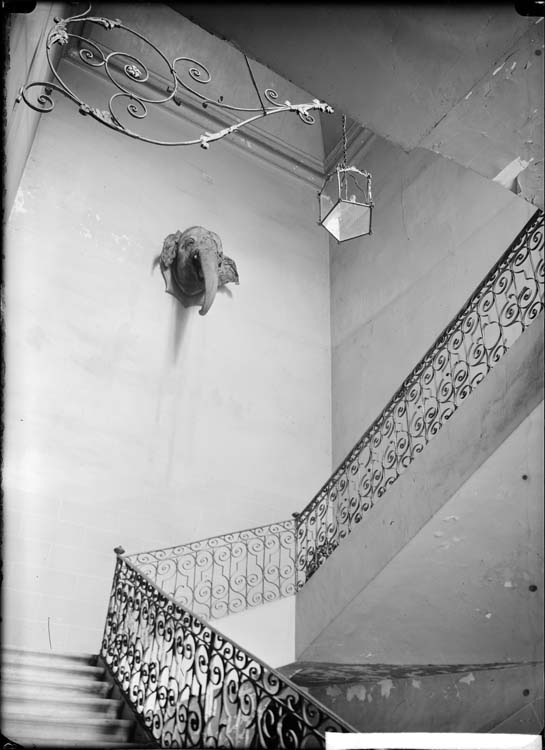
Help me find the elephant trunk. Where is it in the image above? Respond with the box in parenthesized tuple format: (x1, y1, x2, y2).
(199, 247, 220, 316)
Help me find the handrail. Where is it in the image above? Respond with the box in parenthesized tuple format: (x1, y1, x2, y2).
(101, 552, 354, 748)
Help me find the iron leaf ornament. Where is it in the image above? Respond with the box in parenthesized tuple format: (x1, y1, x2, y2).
(18, 4, 334, 148)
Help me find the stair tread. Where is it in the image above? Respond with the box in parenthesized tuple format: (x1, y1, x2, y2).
(4, 715, 132, 728)
(2, 684, 119, 703)
(1, 674, 112, 697)
(2, 687, 120, 708)
(2, 699, 122, 719)
(2, 668, 108, 685)
(3, 645, 97, 662)
(6, 741, 154, 749)
(3, 657, 105, 676)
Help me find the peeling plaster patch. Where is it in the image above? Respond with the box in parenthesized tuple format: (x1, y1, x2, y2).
(346, 685, 367, 703)
(112, 233, 131, 245)
(412, 679, 421, 689)
(13, 188, 27, 214)
(485, 612, 492, 619)
(493, 157, 533, 191)
(326, 685, 341, 699)
(459, 673, 475, 685)
(378, 679, 394, 698)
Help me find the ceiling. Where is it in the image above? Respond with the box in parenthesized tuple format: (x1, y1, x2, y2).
(167, 3, 544, 208)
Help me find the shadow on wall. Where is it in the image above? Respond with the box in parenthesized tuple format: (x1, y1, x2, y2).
(150, 253, 194, 362)
(170, 286, 234, 362)
(150, 249, 236, 363)
(172, 298, 192, 363)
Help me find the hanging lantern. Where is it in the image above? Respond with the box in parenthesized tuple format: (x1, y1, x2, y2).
(318, 116, 374, 242)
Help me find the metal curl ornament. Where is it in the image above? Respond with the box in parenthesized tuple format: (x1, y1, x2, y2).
(17, 3, 334, 149)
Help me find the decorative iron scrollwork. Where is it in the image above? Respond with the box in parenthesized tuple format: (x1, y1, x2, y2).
(126, 520, 297, 621)
(18, 4, 334, 148)
(101, 556, 352, 748)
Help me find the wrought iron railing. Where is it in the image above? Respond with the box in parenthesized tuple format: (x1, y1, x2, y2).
(125, 520, 297, 622)
(295, 209, 543, 584)
(101, 553, 353, 748)
(103, 212, 542, 748)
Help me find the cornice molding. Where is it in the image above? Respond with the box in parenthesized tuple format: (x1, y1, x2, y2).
(62, 41, 326, 189)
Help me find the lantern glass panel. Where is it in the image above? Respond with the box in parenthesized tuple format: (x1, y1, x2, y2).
(319, 172, 339, 223)
(322, 200, 372, 242)
(342, 169, 368, 204)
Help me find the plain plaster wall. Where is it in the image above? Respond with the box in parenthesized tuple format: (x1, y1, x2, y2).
(3, 46, 331, 661)
(299, 399, 544, 665)
(330, 136, 537, 464)
(296, 314, 544, 658)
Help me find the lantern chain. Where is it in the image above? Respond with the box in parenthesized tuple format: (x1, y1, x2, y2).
(342, 114, 348, 169)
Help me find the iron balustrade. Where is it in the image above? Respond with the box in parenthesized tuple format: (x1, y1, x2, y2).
(125, 521, 297, 622)
(101, 554, 353, 748)
(295, 209, 544, 585)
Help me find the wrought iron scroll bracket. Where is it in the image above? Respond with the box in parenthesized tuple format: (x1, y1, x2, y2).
(18, 3, 334, 148)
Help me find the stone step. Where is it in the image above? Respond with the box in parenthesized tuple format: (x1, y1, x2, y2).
(2, 687, 122, 718)
(3, 645, 97, 666)
(4, 741, 156, 749)
(2, 654, 105, 680)
(3, 715, 133, 743)
(1, 671, 112, 697)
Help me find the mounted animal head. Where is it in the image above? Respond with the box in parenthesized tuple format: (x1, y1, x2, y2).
(159, 226, 239, 315)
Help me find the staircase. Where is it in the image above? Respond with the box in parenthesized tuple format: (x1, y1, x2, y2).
(1, 647, 157, 748)
(2, 209, 542, 747)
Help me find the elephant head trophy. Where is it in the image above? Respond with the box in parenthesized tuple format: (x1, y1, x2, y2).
(159, 226, 239, 315)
